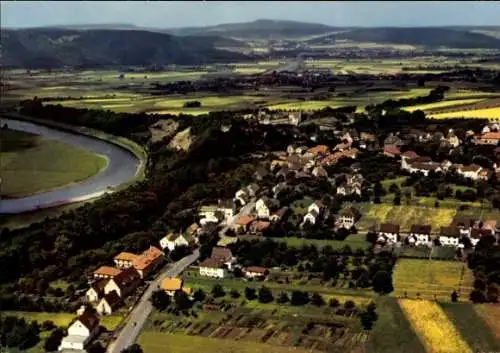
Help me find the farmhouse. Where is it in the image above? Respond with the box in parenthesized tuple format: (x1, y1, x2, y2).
(96, 291, 122, 315)
(244, 266, 269, 279)
(337, 207, 361, 229)
(439, 227, 461, 247)
(104, 267, 141, 298)
(234, 215, 254, 233)
(199, 258, 227, 278)
(93, 266, 122, 280)
(132, 246, 165, 279)
(113, 252, 139, 269)
(58, 310, 100, 351)
(378, 223, 400, 244)
(408, 224, 432, 246)
(85, 280, 107, 303)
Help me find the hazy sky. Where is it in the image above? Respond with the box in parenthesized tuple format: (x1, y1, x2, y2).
(2, 1, 500, 28)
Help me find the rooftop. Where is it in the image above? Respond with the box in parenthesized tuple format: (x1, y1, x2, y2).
(114, 252, 139, 262)
(93, 266, 122, 278)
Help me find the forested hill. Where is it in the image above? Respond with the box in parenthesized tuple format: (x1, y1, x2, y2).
(0, 28, 250, 69)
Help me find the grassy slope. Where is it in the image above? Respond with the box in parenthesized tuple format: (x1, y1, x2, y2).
(0, 130, 107, 198)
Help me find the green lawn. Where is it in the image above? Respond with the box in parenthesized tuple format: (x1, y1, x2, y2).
(138, 332, 311, 353)
(439, 302, 500, 352)
(0, 129, 107, 197)
(2, 311, 123, 330)
(271, 235, 371, 250)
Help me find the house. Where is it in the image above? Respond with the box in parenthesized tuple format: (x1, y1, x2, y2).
(235, 188, 250, 206)
(199, 205, 218, 220)
(244, 266, 269, 279)
(482, 219, 497, 234)
(272, 182, 288, 197)
(378, 223, 400, 244)
(161, 277, 183, 296)
(249, 220, 271, 234)
(58, 311, 100, 351)
(185, 222, 201, 237)
(456, 164, 483, 180)
(307, 145, 329, 157)
(199, 258, 226, 278)
(289, 111, 302, 125)
(270, 206, 289, 222)
(104, 267, 141, 298)
(360, 132, 377, 142)
(96, 291, 122, 315)
(308, 200, 324, 215)
(211, 247, 236, 269)
(85, 280, 107, 303)
(475, 131, 500, 145)
(247, 183, 261, 197)
(218, 200, 236, 222)
(113, 252, 139, 269)
(256, 197, 272, 219)
(200, 210, 225, 226)
(234, 215, 254, 233)
(444, 132, 460, 148)
(401, 150, 419, 159)
(439, 227, 461, 247)
(303, 209, 319, 226)
(160, 233, 196, 252)
(337, 207, 361, 229)
(336, 174, 363, 196)
(93, 266, 122, 280)
(383, 146, 401, 158)
(384, 134, 404, 148)
(132, 246, 165, 279)
(408, 224, 432, 246)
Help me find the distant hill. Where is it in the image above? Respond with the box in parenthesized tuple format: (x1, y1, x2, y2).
(165, 19, 342, 39)
(307, 27, 500, 49)
(0, 28, 250, 69)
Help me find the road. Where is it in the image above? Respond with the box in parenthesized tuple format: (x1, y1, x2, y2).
(0, 118, 141, 214)
(107, 249, 200, 353)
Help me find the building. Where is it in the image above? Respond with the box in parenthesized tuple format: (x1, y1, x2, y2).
(307, 145, 329, 157)
(383, 146, 401, 158)
(96, 291, 122, 315)
(312, 166, 328, 178)
(378, 223, 400, 244)
(456, 164, 484, 180)
(249, 220, 271, 234)
(211, 247, 236, 270)
(218, 200, 236, 222)
(132, 246, 166, 279)
(408, 224, 432, 246)
(161, 277, 183, 296)
(113, 252, 139, 269)
(244, 266, 269, 279)
(85, 280, 107, 303)
(270, 206, 289, 222)
(256, 197, 272, 219)
(234, 215, 254, 233)
(199, 258, 226, 278)
(439, 227, 461, 247)
(93, 266, 122, 280)
(58, 310, 100, 351)
(160, 233, 196, 252)
(337, 207, 361, 229)
(475, 131, 500, 145)
(104, 267, 141, 298)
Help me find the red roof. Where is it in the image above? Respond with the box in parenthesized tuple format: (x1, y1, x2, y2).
(244, 266, 268, 275)
(384, 146, 401, 155)
(235, 215, 253, 226)
(401, 150, 418, 158)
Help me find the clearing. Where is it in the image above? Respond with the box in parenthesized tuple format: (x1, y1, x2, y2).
(0, 129, 107, 198)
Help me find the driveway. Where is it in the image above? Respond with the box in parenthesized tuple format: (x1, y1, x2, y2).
(106, 250, 200, 353)
(0, 118, 141, 214)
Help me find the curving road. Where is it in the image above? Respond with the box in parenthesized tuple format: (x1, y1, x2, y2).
(0, 118, 141, 214)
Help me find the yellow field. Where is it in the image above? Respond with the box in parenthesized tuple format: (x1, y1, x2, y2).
(393, 259, 473, 301)
(398, 299, 473, 353)
(404, 99, 485, 112)
(430, 107, 500, 120)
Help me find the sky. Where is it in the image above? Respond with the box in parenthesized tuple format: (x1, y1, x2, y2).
(2, 1, 500, 29)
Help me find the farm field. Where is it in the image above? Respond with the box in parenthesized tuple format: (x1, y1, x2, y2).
(2, 311, 123, 330)
(398, 299, 473, 353)
(392, 259, 474, 301)
(0, 129, 107, 198)
(474, 304, 500, 340)
(270, 234, 371, 250)
(430, 106, 500, 120)
(403, 98, 486, 112)
(355, 203, 456, 232)
(440, 303, 500, 352)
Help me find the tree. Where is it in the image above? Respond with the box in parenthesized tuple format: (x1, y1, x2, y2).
(211, 284, 225, 298)
(193, 289, 206, 302)
(344, 300, 356, 310)
(174, 290, 192, 311)
(393, 195, 401, 206)
(276, 292, 289, 304)
(311, 293, 325, 306)
(451, 290, 459, 303)
(150, 289, 170, 311)
(230, 289, 241, 299)
(470, 289, 486, 303)
(121, 344, 143, 353)
(258, 286, 274, 303)
(291, 291, 309, 306)
(372, 270, 394, 294)
(44, 328, 65, 352)
(245, 287, 257, 300)
(329, 298, 340, 308)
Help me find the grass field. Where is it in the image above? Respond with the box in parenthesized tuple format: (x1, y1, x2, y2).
(137, 331, 310, 353)
(398, 299, 472, 353)
(356, 203, 456, 232)
(430, 106, 500, 120)
(2, 311, 123, 330)
(392, 259, 473, 301)
(440, 303, 500, 352)
(403, 98, 485, 112)
(270, 235, 371, 250)
(474, 304, 500, 340)
(0, 129, 107, 198)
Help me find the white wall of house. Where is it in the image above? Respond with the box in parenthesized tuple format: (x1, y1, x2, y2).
(303, 213, 316, 225)
(379, 232, 398, 243)
(68, 320, 90, 337)
(439, 236, 460, 247)
(85, 287, 101, 303)
(409, 233, 431, 246)
(338, 216, 354, 228)
(308, 203, 321, 214)
(104, 280, 122, 298)
(199, 266, 225, 278)
(97, 299, 113, 315)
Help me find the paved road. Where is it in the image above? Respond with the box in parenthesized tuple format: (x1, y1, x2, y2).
(107, 250, 200, 353)
(0, 118, 141, 214)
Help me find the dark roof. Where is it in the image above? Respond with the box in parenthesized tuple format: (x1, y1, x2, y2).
(379, 223, 400, 234)
(273, 206, 289, 218)
(451, 216, 479, 228)
(211, 247, 233, 262)
(440, 226, 460, 237)
(244, 266, 268, 274)
(112, 267, 141, 290)
(410, 224, 431, 234)
(76, 311, 100, 331)
(199, 257, 225, 269)
(102, 291, 122, 310)
(90, 279, 107, 295)
(218, 199, 236, 209)
(341, 207, 361, 220)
